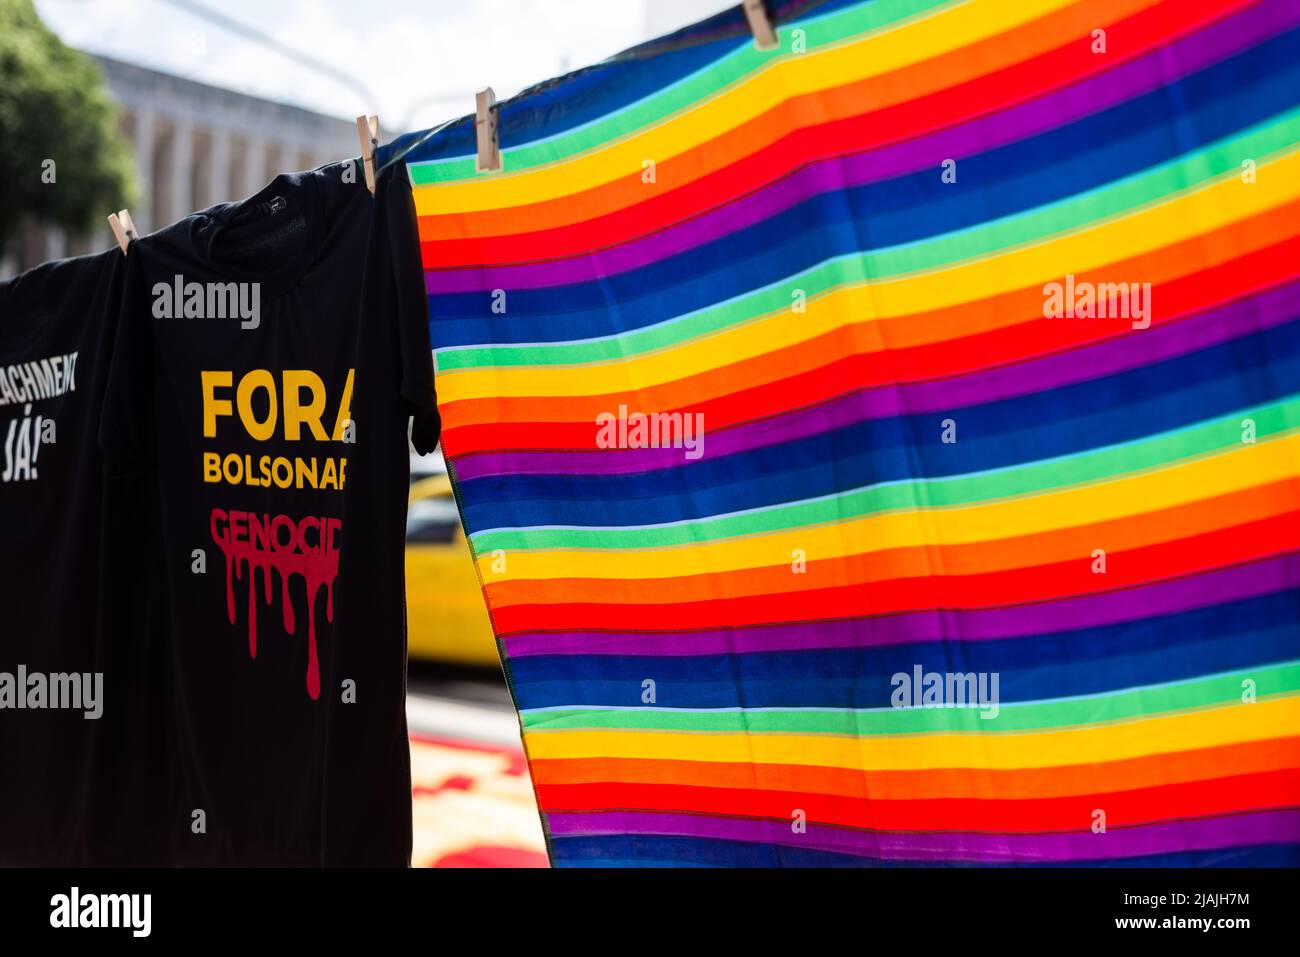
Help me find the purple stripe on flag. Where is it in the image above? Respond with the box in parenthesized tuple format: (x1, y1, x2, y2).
(544, 808, 1300, 862)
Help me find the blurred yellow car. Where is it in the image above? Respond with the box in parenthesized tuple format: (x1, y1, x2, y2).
(405, 462, 500, 666)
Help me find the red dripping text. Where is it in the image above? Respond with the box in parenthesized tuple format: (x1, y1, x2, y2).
(209, 508, 341, 699)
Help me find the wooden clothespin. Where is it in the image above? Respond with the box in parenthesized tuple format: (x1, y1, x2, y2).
(106, 208, 138, 254)
(742, 0, 778, 50)
(355, 114, 379, 193)
(475, 88, 501, 173)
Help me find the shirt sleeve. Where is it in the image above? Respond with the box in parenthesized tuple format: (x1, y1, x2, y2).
(98, 246, 158, 475)
(379, 164, 440, 455)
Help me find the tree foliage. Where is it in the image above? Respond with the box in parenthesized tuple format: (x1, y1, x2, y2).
(0, 0, 136, 251)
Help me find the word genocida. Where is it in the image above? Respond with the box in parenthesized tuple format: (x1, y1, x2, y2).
(209, 508, 342, 699)
(200, 368, 353, 490)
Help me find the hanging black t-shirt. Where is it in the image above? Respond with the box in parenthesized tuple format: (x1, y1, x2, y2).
(0, 251, 122, 864)
(324, 162, 439, 865)
(101, 161, 436, 865)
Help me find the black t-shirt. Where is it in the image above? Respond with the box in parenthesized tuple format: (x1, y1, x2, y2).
(0, 251, 123, 865)
(101, 162, 436, 865)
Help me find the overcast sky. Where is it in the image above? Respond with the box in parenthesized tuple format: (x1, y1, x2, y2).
(35, 0, 731, 130)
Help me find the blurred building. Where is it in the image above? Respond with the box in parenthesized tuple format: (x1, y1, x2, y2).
(3, 54, 358, 278)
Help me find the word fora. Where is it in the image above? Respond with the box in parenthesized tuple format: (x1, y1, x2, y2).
(1042, 274, 1152, 329)
(201, 369, 353, 441)
(595, 404, 705, 460)
(153, 274, 260, 329)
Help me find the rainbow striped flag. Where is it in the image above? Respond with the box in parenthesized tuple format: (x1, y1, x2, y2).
(388, 0, 1300, 866)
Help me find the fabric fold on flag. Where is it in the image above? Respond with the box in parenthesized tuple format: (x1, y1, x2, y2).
(388, 0, 1300, 866)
